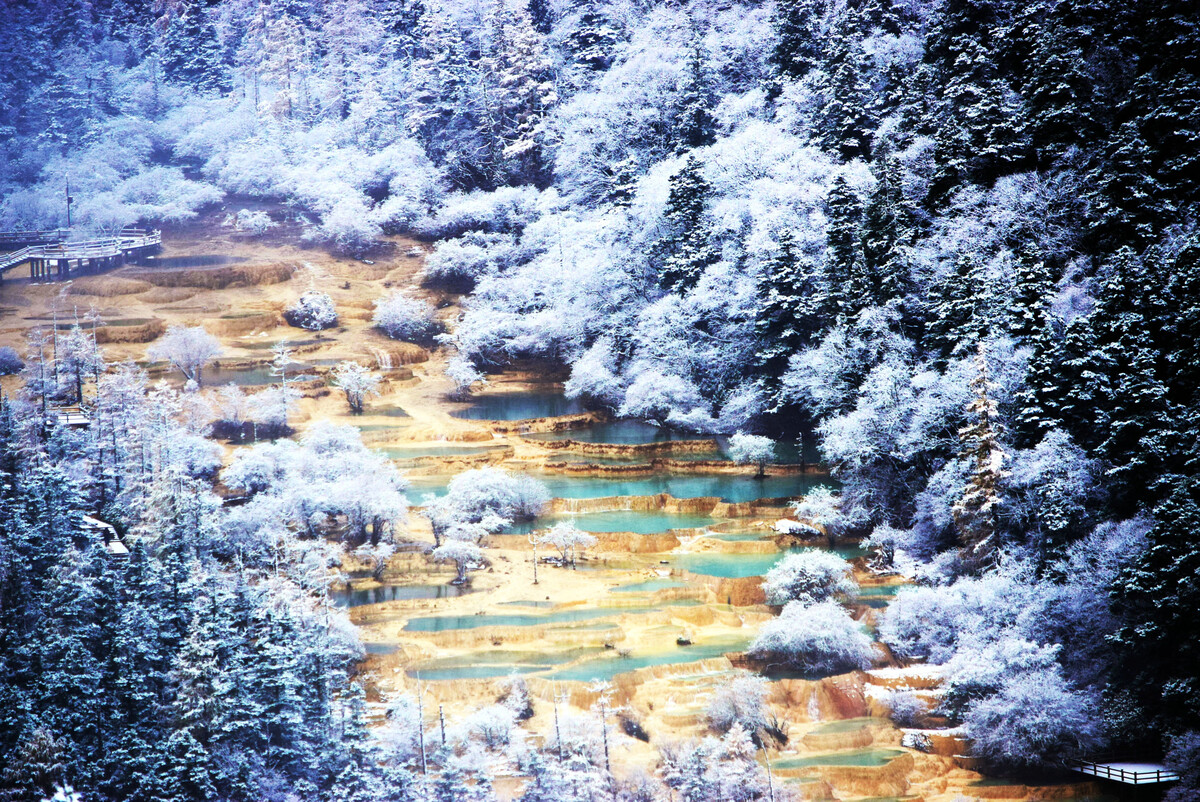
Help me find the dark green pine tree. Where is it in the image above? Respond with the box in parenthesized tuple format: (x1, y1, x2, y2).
(162, 3, 230, 94)
(860, 158, 913, 309)
(770, 0, 826, 84)
(755, 230, 820, 396)
(824, 177, 866, 320)
(923, 255, 989, 364)
(526, 0, 555, 35)
(1111, 476, 1200, 738)
(1014, 318, 1067, 446)
(1007, 248, 1056, 341)
(564, 0, 618, 71)
(1086, 251, 1175, 502)
(1161, 238, 1200, 440)
(375, 0, 425, 37)
(0, 729, 65, 802)
(674, 41, 716, 152)
(816, 16, 877, 161)
(606, 155, 640, 209)
(655, 156, 717, 293)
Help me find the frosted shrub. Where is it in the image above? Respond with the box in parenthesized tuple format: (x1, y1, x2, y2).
(446, 354, 485, 400)
(0, 346, 23, 375)
(306, 198, 382, 254)
(373, 292, 438, 343)
(727, 432, 776, 475)
(432, 537, 484, 584)
(460, 705, 518, 750)
(148, 325, 223, 387)
(420, 186, 542, 238)
(749, 600, 876, 674)
(886, 690, 927, 727)
(284, 290, 338, 331)
(537, 521, 597, 567)
(444, 468, 549, 522)
(329, 361, 380, 414)
(964, 666, 1102, 768)
(761, 549, 858, 605)
(705, 675, 770, 737)
(236, 208, 274, 235)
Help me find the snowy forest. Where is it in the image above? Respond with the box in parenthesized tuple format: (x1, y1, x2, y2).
(1, 0, 1199, 800)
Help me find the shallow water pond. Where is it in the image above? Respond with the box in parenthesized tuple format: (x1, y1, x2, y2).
(505, 510, 722, 536)
(668, 544, 865, 579)
(411, 472, 830, 504)
(407, 647, 607, 681)
(543, 634, 753, 682)
(610, 578, 691, 593)
(402, 599, 701, 632)
(524, 419, 695, 445)
(383, 444, 504, 459)
(452, 391, 587, 421)
(335, 582, 471, 608)
(142, 255, 247, 269)
(771, 748, 905, 769)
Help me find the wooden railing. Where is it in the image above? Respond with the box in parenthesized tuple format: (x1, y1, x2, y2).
(0, 229, 161, 273)
(0, 229, 69, 246)
(1067, 758, 1180, 785)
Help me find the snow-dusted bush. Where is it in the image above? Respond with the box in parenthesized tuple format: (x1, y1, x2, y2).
(329, 361, 381, 414)
(964, 666, 1102, 768)
(148, 326, 224, 387)
(419, 186, 543, 238)
(1165, 731, 1200, 802)
(537, 522, 597, 566)
(458, 705, 519, 750)
(705, 675, 770, 737)
(727, 432, 775, 474)
(305, 198, 383, 254)
(373, 292, 438, 342)
(432, 536, 484, 584)
(446, 354, 486, 399)
(236, 208, 274, 235)
(0, 346, 23, 375)
(749, 600, 876, 674)
(284, 290, 338, 331)
(886, 690, 927, 727)
(444, 468, 549, 522)
(761, 549, 858, 605)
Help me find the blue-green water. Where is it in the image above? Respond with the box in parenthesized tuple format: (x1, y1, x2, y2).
(668, 544, 866, 579)
(407, 647, 608, 680)
(505, 510, 722, 535)
(402, 600, 701, 632)
(525, 420, 697, 445)
(610, 579, 691, 593)
(452, 392, 587, 420)
(702, 531, 770, 542)
(543, 635, 752, 682)
(206, 365, 292, 386)
(411, 473, 828, 504)
(382, 444, 501, 459)
(335, 583, 471, 608)
(771, 748, 905, 769)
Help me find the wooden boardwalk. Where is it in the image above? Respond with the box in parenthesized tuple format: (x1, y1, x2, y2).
(1067, 758, 1180, 785)
(0, 228, 161, 282)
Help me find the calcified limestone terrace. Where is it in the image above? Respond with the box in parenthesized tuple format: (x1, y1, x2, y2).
(0, 229, 1109, 802)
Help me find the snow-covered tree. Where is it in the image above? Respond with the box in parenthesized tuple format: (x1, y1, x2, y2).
(749, 600, 875, 674)
(374, 292, 439, 342)
(537, 521, 597, 568)
(148, 326, 224, 387)
(285, 290, 339, 331)
(726, 432, 775, 476)
(761, 549, 858, 606)
(330, 361, 381, 413)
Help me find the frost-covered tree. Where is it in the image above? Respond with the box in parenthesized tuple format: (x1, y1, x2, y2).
(726, 433, 775, 477)
(749, 600, 875, 674)
(537, 521, 596, 568)
(374, 292, 439, 342)
(330, 361, 381, 413)
(761, 549, 857, 605)
(148, 326, 224, 387)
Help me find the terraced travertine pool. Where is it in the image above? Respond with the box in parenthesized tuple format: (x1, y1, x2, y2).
(335, 582, 472, 607)
(523, 419, 698, 444)
(610, 578, 690, 593)
(451, 391, 587, 420)
(504, 510, 724, 535)
(401, 599, 702, 632)
(771, 748, 906, 768)
(543, 634, 754, 682)
(407, 472, 830, 504)
(667, 545, 866, 578)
